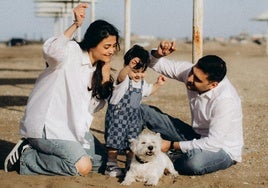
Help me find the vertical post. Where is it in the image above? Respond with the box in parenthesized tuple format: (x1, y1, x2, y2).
(91, 0, 95, 23)
(54, 16, 61, 36)
(266, 22, 268, 55)
(192, 0, 203, 64)
(125, 0, 131, 53)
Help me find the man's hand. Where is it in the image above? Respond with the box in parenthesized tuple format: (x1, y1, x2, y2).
(161, 139, 180, 152)
(152, 41, 176, 58)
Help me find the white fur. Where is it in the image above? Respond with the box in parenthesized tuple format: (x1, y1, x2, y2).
(121, 130, 178, 186)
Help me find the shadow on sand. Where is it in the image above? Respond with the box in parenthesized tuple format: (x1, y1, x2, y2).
(0, 140, 15, 170)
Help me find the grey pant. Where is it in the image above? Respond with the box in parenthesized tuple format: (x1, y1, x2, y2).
(140, 104, 235, 175)
(20, 132, 104, 176)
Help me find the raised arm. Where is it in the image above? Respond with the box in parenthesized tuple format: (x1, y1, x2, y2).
(64, 3, 89, 38)
(117, 57, 140, 83)
(151, 41, 176, 58)
(150, 75, 167, 95)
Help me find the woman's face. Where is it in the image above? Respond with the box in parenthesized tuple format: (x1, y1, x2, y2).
(89, 35, 117, 64)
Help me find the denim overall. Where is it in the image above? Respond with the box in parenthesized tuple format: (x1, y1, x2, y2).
(105, 79, 144, 150)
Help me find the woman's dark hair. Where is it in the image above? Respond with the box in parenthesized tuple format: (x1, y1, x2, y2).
(196, 55, 227, 82)
(124, 45, 149, 71)
(79, 19, 120, 51)
(79, 20, 120, 100)
(89, 60, 114, 100)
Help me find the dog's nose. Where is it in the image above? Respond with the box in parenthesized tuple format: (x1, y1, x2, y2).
(148, 145, 153, 150)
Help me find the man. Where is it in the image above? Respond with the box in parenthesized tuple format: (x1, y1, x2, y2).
(141, 41, 243, 175)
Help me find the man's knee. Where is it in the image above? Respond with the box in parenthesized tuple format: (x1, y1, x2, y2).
(76, 156, 92, 176)
(174, 156, 206, 175)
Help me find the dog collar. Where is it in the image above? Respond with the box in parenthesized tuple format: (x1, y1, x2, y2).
(135, 155, 148, 164)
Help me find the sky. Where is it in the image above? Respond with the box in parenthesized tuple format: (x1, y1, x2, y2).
(0, 0, 268, 41)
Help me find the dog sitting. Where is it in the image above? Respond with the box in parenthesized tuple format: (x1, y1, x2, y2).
(121, 129, 178, 186)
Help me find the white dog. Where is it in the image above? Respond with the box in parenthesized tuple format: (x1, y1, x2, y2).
(121, 130, 178, 186)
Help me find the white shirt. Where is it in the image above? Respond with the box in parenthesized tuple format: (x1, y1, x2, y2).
(150, 55, 243, 162)
(109, 76, 153, 105)
(20, 35, 105, 148)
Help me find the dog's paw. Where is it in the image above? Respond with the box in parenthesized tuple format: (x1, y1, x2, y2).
(172, 171, 179, 177)
(145, 178, 158, 186)
(145, 181, 158, 186)
(120, 180, 132, 186)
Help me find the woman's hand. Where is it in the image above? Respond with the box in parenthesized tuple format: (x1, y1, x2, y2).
(73, 3, 89, 27)
(64, 3, 89, 38)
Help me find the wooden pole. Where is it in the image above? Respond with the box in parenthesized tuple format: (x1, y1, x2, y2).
(124, 0, 131, 53)
(265, 21, 268, 55)
(192, 0, 203, 64)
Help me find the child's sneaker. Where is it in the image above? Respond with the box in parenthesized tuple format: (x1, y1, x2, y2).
(104, 162, 123, 177)
(4, 138, 30, 172)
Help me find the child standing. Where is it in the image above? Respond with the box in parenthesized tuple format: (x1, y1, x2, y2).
(104, 45, 167, 177)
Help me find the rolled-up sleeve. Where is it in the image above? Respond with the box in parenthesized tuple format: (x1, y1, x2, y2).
(149, 52, 192, 82)
(43, 34, 71, 67)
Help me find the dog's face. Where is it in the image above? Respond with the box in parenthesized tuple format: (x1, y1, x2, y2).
(130, 131, 162, 162)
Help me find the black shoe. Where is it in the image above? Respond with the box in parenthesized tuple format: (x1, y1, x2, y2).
(4, 138, 29, 172)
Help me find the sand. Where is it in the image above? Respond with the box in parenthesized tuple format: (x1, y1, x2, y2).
(0, 39, 267, 188)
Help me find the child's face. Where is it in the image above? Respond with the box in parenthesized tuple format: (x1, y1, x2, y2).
(129, 68, 146, 82)
(128, 57, 146, 82)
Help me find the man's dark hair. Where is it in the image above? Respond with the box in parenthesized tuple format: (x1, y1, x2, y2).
(196, 55, 227, 82)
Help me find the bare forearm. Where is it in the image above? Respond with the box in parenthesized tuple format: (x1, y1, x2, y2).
(64, 3, 88, 39)
(151, 82, 162, 95)
(150, 75, 167, 95)
(64, 23, 79, 39)
(117, 66, 131, 83)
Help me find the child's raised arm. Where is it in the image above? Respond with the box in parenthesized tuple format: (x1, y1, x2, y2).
(150, 75, 167, 95)
(117, 58, 140, 83)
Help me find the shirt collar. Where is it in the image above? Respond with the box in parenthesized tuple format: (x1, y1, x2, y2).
(81, 51, 92, 66)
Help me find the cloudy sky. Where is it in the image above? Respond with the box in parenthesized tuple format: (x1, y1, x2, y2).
(0, 0, 268, 41)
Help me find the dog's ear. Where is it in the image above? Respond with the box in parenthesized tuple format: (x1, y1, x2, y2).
(155, 133, 161, 138)
(129, 138, 136, 151)
(141, 128, 156, 135)
(129, 138, 136, 143)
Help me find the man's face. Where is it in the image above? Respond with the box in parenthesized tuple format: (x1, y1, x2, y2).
(186, 66, 218, 94)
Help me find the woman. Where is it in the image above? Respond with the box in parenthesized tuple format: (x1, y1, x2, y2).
(4, 3, 120, 176)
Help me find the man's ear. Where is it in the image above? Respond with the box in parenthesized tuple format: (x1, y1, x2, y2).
(209, 81, 218, 89)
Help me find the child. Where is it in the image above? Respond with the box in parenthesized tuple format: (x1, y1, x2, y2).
(104, 45, 167, 177)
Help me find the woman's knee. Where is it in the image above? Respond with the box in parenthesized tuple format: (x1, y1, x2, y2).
(76, 156, 92, 176)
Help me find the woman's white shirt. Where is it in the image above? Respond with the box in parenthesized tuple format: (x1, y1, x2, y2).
(20, 35, 104, 149)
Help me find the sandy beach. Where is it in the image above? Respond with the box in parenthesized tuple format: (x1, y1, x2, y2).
(0, 39, 267, 188)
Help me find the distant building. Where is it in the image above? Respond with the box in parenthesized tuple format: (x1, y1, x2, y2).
(7, 38, 27, 46)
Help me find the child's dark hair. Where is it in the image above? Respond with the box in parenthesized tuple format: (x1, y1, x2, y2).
(124, 45, 149, 71)
(79, 20, 120, 100)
